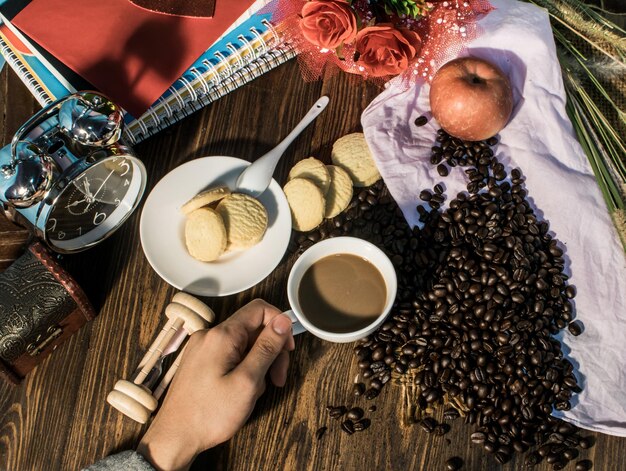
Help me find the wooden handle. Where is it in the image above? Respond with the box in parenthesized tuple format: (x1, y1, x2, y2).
(107, 380, 158, 424)
(172, 292, 215, 324)
(165, 301, 212, 333)
(153, 344, 188, 401)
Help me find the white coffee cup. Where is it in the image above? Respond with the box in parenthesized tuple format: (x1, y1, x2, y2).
(285, 237, 397, 343)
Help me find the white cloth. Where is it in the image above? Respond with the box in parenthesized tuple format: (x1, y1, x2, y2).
(361, 0, 626, 436)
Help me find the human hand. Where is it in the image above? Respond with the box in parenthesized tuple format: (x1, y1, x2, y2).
(137, 299, 295, 471)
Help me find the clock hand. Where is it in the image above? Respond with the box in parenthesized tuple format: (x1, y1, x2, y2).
(85, 169, 116, 210)
(82, 178, 93, 198)
(65, 197, 89, 209)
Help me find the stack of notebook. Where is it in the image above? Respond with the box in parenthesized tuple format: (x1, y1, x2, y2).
(0, 0, 295, 144)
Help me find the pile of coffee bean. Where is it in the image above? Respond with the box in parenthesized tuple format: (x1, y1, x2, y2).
(347, 129, 593, 468)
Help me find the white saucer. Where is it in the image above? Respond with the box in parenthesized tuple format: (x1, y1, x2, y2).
(140, 156, 292, 297)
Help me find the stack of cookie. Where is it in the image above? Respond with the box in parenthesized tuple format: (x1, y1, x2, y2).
(181, 187, 268, 262)
(284, 133, 381, 232)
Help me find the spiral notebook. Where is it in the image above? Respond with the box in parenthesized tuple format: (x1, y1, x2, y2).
(0, 1, 295, 144)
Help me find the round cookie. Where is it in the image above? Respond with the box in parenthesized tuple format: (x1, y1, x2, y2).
(181, 186, 230, 215)
(284, 178, 325, 232)
(324, 165, 353, 219)
(215, 193, 268, 250)
(331, 133, 381, 187)
(185, 208, 227, 262)
(287, 157, 331, 194)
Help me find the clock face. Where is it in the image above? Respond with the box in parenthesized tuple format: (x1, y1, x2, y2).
(44, 156, 146, 252)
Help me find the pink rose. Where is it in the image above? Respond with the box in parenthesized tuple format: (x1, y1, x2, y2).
(299, 0, 358, 49)
(355, 25, 422, 77)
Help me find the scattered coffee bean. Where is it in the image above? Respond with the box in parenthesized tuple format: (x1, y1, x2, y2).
(368, 405, 377, 412)
(353, 383, 365, 396)
(418, 417, 437, 433)
(353, 418, 371, 432)
(575, 459, 593, 471)
(341, 420, 355, 435)
(329, 406, 347, 419)
(437, 164, 449, 176)
(578, 437, 594, 449)
(445, 456, 463, 470)
(524, 451, 541, 466)
(420, 190, 433, 201)
(434, 184, 444, 195)
(415, 115, 428, 127)
(315, 426, 327, 440)
(434, 423, 450, 436)
(568, 321, 584, 336)
(347, 407, 364, 421)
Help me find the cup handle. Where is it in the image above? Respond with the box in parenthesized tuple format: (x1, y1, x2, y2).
(283, 310, 306, 336)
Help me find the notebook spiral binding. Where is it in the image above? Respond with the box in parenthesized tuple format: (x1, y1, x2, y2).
(123, 19, 296, 145)
(0, 33, 53, 106)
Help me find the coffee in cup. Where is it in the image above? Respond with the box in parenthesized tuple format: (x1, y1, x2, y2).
(298, 253, 387, 333)
(286, 237, 397, 343)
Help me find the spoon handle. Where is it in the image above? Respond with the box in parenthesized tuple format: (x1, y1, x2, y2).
(257, 95, 329, 167)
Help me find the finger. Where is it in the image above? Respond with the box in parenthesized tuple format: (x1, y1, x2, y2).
(233, 314, 292, 386)
(269, 349, 290, 387)
(222, 299, 283, 341)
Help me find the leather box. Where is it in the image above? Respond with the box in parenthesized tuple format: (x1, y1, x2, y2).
(0, 242, 96, 384)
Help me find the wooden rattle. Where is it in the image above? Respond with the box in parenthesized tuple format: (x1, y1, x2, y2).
(106, 292, 215, 423)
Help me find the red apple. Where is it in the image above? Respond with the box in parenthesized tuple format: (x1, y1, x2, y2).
(429, 57, 513, 141)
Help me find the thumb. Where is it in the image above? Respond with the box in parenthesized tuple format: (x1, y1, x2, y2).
(234, 314, 292, 385)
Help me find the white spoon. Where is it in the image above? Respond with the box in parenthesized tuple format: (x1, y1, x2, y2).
(235, 96, 329, 197)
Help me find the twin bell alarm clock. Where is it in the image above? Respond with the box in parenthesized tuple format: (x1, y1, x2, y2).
(0, 91, 147, 253)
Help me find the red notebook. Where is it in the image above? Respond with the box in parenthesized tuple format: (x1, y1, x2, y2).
(12, 0, 256, 117)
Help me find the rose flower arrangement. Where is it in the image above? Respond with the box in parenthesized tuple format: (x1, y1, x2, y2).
(269, 0, 492, 82)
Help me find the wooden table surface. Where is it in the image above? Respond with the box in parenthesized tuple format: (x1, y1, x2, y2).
(0, 56, 625, 471)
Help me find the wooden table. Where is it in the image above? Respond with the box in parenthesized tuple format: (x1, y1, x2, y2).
(0, 56, 625, 471)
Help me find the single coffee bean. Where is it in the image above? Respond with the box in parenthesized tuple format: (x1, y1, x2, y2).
(565, 285, 577, 298)
(524, 451, 541, 466)
(341, 420, 355, 435)
(445, 456, 463, 471)
(434, 184, 444, 194)
(434, 424, 450, 436)
(368, 405, 377, 412)
(471, 432, 487, 443)
(575, 460, 593, 471)
(365, 388, 379, 400)
(353, 382, 366, 396)
(315, 426, 327, 440)
(418, 417, 437, 433)
(578, 436, 594, 449)
(444, 408, 460, 420)
(415, 115, 428, 126)
(329, 406, 347, 419)
(495, 451, 511, 464)
(568, 321, 583, 336)
(487, 136, 498, 146)
(437, 164, 449, 176)
(353, 418, 371, 432)
(420, 190, 433, 201)
(347, 407, 364, 421)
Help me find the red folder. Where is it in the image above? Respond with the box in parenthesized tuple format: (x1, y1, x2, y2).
(12, 0, 255, 117)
